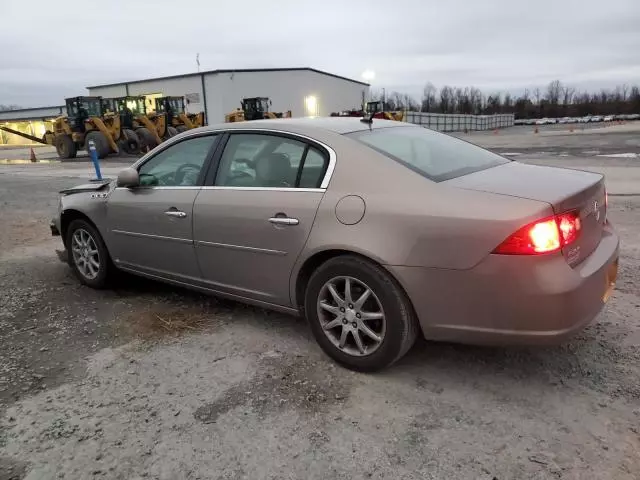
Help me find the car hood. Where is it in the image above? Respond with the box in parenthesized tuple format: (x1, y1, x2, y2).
(59, 180, 113, 195)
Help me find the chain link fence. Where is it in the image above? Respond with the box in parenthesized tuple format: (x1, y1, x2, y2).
(404, 112, 514, 132)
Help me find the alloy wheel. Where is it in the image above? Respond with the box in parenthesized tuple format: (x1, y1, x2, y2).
(71, 228, 101, 280)
(317, 276, 386, 356)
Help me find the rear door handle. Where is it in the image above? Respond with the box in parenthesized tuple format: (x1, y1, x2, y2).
(268, 217, 299, 226)
(165, 210, 187, 218)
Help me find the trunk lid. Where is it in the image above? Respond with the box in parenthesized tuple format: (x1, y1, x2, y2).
(445, 162, 606, 266)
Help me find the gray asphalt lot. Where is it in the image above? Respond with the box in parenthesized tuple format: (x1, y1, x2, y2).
(0, 124, 639, 479)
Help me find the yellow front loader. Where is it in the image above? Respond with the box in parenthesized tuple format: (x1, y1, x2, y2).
(225, 97, 292, 122)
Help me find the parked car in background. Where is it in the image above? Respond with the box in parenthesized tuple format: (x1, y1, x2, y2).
(603, 115, 614, 122)
(558, 117, 570, 124)
(591, 115, 603, 122)
(50, 117, 619, 371)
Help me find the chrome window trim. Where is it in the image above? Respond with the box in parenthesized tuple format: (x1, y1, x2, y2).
(114, 186, 324, 193)
(199, 186, 324, 193)
(130, 128, 337, 190)
(114, 186, 201, 191)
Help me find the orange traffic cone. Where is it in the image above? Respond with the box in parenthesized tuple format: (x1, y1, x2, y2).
(30, 147, 37, 162)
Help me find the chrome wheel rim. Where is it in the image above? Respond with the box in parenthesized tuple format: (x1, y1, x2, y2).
(317, 276, 386, 357)
(71, 228, 100, 280)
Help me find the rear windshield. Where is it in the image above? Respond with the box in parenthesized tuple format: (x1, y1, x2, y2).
(345, 126, 509, 182)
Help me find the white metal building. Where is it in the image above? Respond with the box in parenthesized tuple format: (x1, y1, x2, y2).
(87, 68, 369, 124)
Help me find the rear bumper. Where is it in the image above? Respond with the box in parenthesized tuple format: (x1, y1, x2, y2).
(387, 222, 620, 346)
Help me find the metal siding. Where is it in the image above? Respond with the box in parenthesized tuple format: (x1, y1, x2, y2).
(203, 74, 223, 123)
(204, 70, 369, 122)
(126, 77, 204, 115)
(89, 78, 205, 115)
(86, 85, 128, 99)
(0, 107, 63, 121)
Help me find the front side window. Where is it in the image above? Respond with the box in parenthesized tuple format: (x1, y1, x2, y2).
(214, 133, 328, 188)
(138, 135, 218, 187)
(346, 126, 509, 182)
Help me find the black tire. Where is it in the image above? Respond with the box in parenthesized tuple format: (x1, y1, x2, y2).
(119, 128, 141, 155)
(135, 127, 158, 151)
(65, 219, 113, 289)
(166, 126, 178, 138)
(304, 255, 418, 372)
(55, 135, 77, 159)
(176, 125, 189, 133)
(85, 131, 110, 159)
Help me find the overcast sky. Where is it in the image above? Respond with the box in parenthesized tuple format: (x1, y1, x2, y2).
(1, 0, 639, 107)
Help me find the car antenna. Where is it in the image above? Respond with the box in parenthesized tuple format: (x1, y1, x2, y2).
(360, 111, 374, 128)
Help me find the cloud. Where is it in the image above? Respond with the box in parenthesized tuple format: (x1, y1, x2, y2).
(1, 0, 639, 106)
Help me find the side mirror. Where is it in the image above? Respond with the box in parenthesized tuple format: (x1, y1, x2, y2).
(116, 167, 140, 188)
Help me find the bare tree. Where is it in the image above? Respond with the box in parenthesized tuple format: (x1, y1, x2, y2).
(503, 93, 513, 114)
(533, 88, 542, 105)
(562, 85, 575, 106)
(469, 87, 483, 114)
(367, 81, 640, 120)
(546, 80, 563, 105)
(439, 86, 454, 113)
(621, 84, 629, 101)
(421, 82, 437, 112)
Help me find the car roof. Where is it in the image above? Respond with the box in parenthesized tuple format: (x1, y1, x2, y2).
(202, 117, 417, 135)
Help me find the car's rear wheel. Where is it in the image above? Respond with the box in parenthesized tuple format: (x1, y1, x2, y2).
(305, 255, 418, 372)
(66, 219, 112, 288)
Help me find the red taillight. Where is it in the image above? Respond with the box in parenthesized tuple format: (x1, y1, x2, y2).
(493, 211, 581, 255)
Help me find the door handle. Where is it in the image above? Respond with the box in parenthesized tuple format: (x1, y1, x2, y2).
(269, 217, 299, 226)
(165, 210, 187, 218)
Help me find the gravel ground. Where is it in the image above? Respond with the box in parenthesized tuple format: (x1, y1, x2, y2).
(0, 140, 639, 479)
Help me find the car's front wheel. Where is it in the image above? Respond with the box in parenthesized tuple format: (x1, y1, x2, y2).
(305, 255, 418, 372)
(66, 219, 112, 288)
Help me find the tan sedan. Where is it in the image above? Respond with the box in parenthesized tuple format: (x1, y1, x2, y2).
(51, 117, 619, 371)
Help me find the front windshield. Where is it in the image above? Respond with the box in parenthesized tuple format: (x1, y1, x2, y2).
(259, 99, 269, 112)
(169, 98, 183, 112)
(82, 99, 102, 117)
(122, 98, 144, 115)
(346, 126, 509, 182)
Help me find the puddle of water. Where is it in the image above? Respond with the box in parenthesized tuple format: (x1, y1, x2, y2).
(0, 159, 59, 164)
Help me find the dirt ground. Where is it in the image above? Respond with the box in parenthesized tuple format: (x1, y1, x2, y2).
(0, 127, 639, 479)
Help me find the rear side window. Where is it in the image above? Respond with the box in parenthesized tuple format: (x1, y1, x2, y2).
(346, 126, 508, 182)
(214, 133, 329, 188)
